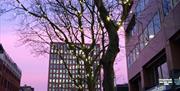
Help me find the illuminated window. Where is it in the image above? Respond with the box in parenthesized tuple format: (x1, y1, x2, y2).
(51, 49, 54, 53)
(49, 79, 52, 82)
(56, 79, 58, 83)
(135, 44, 140, 57)
(148, 21, 155, 40)
(50, 74, 52, 78)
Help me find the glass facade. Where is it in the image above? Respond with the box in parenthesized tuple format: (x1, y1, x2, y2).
(127, 12, 161, 67)
(48, 43, 101, 91)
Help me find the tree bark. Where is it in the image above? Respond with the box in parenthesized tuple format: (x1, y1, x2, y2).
(102, 61, 115, 91)
(102, 32, 119, 91)
(94, 0, 120, 91)
(87, 80, 96, 91)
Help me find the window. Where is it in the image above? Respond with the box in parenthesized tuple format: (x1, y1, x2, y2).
(50, 74, 52, 78)
(173, 0, 180, 6)
(140, 34, 145, 50)
(148, 21, 155, 39)
(56, 79, 58, 83)
(135, 44, 140, 57)
(138, 11, 160, 51)
(132, 49, 136, 62)
(153, 12, 161, 34)
(162, 0, 171, 16)
(130, 24, 138, 36)
(136, 0, 150, 16)
(53, 60, 56, 64)
(49, 79, 52, 82)
(144, 0, 149, 5)
(127, 43, 141, 68)
(51, 49, 54, 53)
(158, 62, 169, 79)
(139, 0, 145, 11)
(144, 28, 149, 46)
(129, 53, 133, 66)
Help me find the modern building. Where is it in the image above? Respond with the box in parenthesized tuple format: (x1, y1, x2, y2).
(47, 42, 101, 91)
(0, 44, 22, 91)
(124, 0, 180, 91)
(19, 85, 34, 91)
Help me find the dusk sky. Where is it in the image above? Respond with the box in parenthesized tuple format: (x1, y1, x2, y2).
(0, 12, 128, 91)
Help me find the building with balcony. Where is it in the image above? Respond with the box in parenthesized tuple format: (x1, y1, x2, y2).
(47, 42, 101, 91)
(124, 0, 180, 91)
(0, 44, 22, 91)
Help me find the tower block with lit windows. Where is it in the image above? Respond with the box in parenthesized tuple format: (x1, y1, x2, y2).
(47, 42, 101, 91)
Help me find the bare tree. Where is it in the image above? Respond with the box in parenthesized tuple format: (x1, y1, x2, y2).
(0, 0, 132, 91)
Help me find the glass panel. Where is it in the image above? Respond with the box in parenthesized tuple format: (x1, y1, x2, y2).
(135, 44, 140, 57)
(158, 66, 163, 79)
(140, 34, 145, 50)
(140, 0, 145, 11)
(132, 25, 138, 36)
(133, 49, 136, 62)
(161, 62, 169, 79)
(173, 0, 180, 6)
(143, 28, 149, 46)
(144, 0, 149, 5)
(163, 0, 171, 16)
(136, 4, 141, 16)
(153, 13, 161, 34)
(129, 53, 133, 65)
(148, 21, 155, 39)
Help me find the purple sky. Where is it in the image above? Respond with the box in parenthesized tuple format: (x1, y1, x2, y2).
(0, 13, 127, 91)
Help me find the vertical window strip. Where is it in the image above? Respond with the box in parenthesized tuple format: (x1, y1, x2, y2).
(162, 0, 171, 16)
(135, 0, 150, 16)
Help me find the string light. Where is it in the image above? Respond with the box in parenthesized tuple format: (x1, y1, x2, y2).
(123, 0, 129, 4)
(130, 10, 133, 14)
(78, 27, 82, 32)
(117, 21, 121, 26)
(106, 16, 110, 21)
(86, 74, 89, 77)
(79, 0, 83, 4)
(79, 85, 82, 89)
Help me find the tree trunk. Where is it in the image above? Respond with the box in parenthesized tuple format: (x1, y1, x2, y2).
(87, 80, 96, 91)
(94, 0, 120, 91)
(102, 32, 119, 91)
(102, 61, 115, 91)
